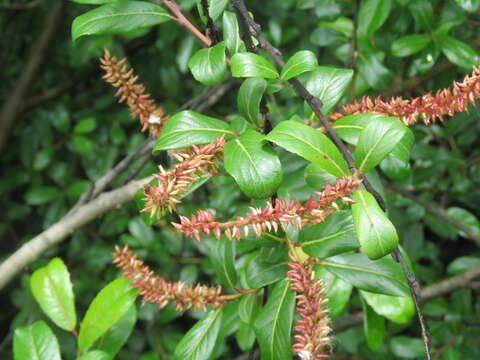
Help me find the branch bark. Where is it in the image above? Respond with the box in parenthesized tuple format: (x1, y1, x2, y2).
(0, 177, 152, 290)
(0, 0, 64, 151)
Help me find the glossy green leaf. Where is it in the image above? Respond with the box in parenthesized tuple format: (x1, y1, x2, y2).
(391, 34, 431, 57)
(238, 293, 259, 324)
(317, 267, 353, 318)
(360, 290, 415, 324)
(355, 116, 409, 173)
(333, 114, 414, 163)
(78, 278, 137, 352)
(95, 305, 137, 359)
(304, 163, 337, 189)
(77, 350, 110, 360)
(74, 117, 97, 134)
(447, 256, 480, 275)
(408, 1, 434, 30)
(254, 279, 295, 360)
(305, 66, 353, 115)
(266, 120, 349, 177)
(280, 50, 318, 81)
(362, 299, 385, 352)
(322, 253, 409, 296)
(299, 211, 359, 258)
(440, 36, 478, 69)
(237, 78, 267, 125)
(224, 130, 283, 198)
(351, 190, 399, 259)
(357, 51, 391, 90)
(358, 0, 392, 37)
(446, 207, 480, 237)
(222, 11, 245, 55)
(209, 236, 238, 288)
(154, 110, 234, 151)
(30, 258, 76, 331)
(380, 156, 412, 181)
(188, 42, 227, 85)
(236, 321, 256, 351)
(245, 252, 288, 289)
(202, 0, 228, 22)
(72, 1, 170, 40)
(13, 321, 61, 360)
(231, 52, 279, 79)
(174, 308, 223, 360)
(390, 336, 425, 359)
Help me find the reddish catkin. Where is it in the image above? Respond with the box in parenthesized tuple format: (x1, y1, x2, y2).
(287, 255, 331, 359)
(172, 176, 361, 241)
(100, 49, 167, 137)
(331, 66, 480, 125)
(142, 136, 226, 218)
(113, 245, 224, 311)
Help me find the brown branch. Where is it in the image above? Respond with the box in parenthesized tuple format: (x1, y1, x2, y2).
(0, 0, 64, 151)
(0, 177, 152, 291)
(389, 186, 480, 247)
(333, 264, 480, 332)
(231, 2, 431, 357)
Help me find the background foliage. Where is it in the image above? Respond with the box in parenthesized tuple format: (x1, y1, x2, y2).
(1, 0, 480, 359)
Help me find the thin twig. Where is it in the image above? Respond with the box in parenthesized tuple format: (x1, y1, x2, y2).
(162, 0, 212, 47)
(231, 2, 431, 358)
(389, 186, 480, 247)
(123, 152, 154, 185)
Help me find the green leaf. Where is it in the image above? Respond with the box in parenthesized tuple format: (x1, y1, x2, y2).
(236, 322, 256, 351)
(304, 163, 337, 188)
(266, 120, 349, 177)
(362, 299, 385, 352)
(77, 350, 111, 360)
(380, 156, 412, 181)
(304, 66, 354, 115)
(188, 42, 227, 85)
(391, 34, 431, 57)
(13, 321, 61, 360)
(74, 117, 97, 134)
(174, 308, 223, 360)
(237, 78, 267, 125)
(358, 0, 392, 37)
(231, 52, 279, 79)
(95, 305, 137, 359)
(246, 252, 288, 289)
(154, 110, 234, 151)
(447, 256, 480, 275)
(224, 130, 283, 198)
(209, 236, 238, 288)
(222, 11, 245, 55)
(317, 267, 353, 318)
(78, 278, 137, 352)
(390, 336, 425, 359)
(440, 36, 478, 69)
(206, 0, 229, 21)
(322, 253, 409, 296)
(446, 207, 480, 238)
(254, 279, 295, 360)
(280, 50, 318, 81)
(24, 186, 62, 205)
(299, 211, 359, 258)
(351, 190, 399, 259)
(355, 116, 409, 173)
(333, 114, 414, 163)
(30, 258, 76, 331)
(238, 293, 259, 324)
(72, 1, 170, 40)
(360, 290, 415, 324)
(408, 1, 434, 30)
(357, 51, 392, 90)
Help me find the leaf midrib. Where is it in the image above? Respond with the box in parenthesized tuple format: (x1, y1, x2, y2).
(189, 309, 222, 357)
(78, 11, 168, 30)
(357, 191, 385, 255)
(269, 282, 289, 356)
(302, 230, 349, 246)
